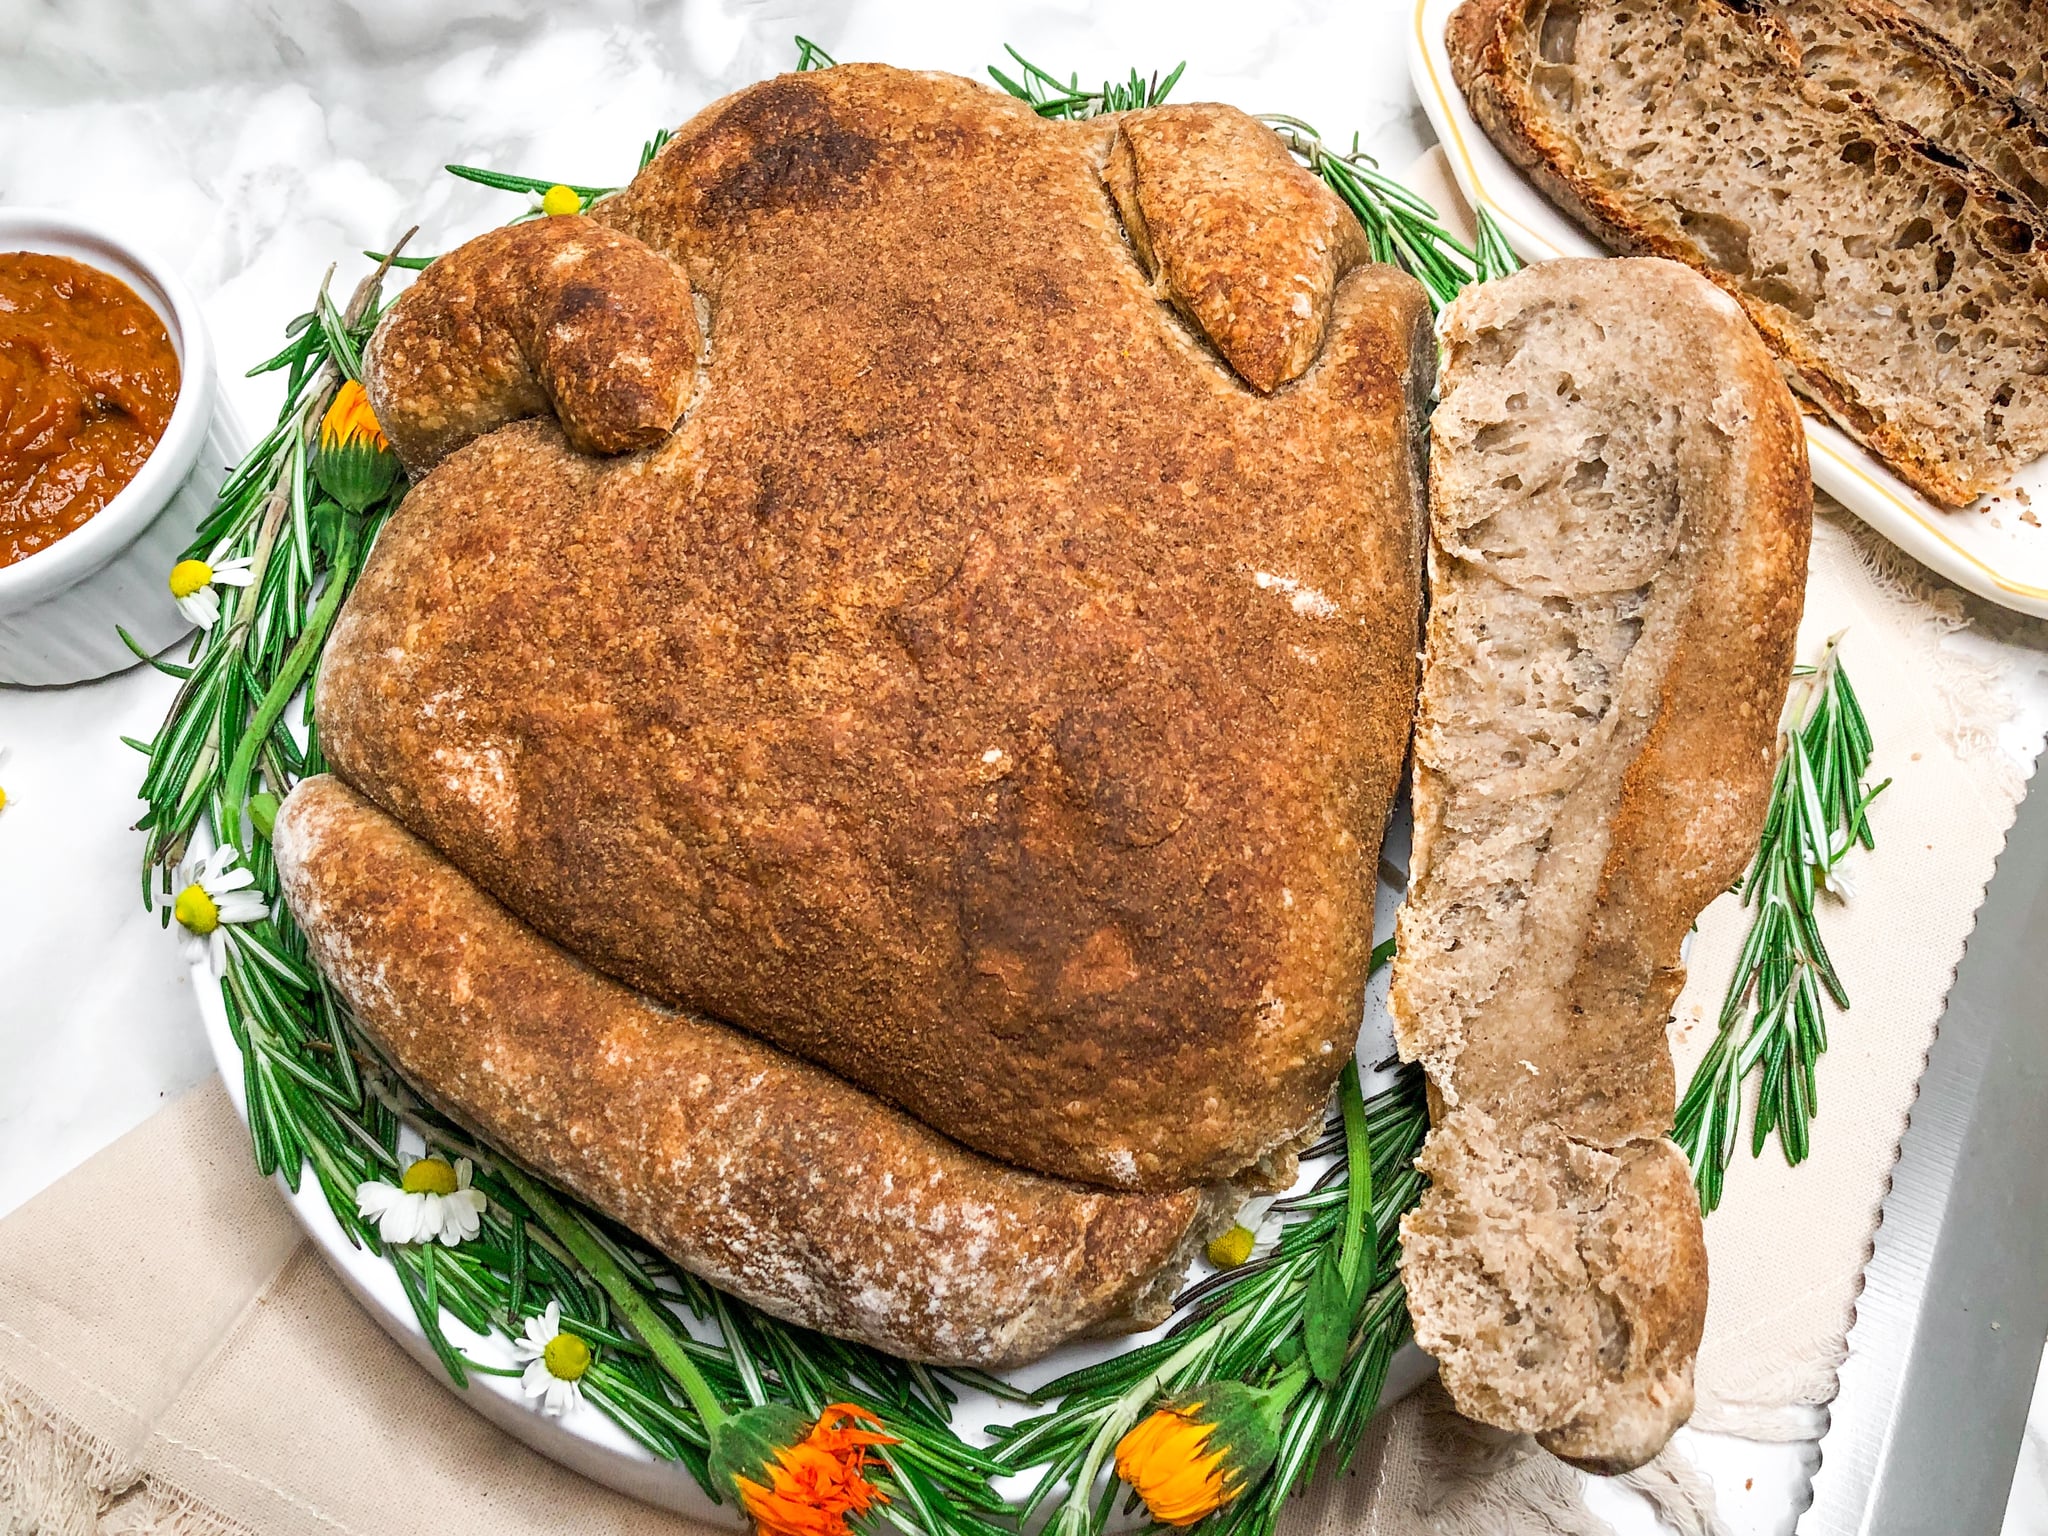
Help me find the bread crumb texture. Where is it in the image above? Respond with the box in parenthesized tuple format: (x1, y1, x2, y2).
(1451, 0, 2048, 505)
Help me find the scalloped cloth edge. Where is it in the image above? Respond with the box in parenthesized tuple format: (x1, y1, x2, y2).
(0, 1384, 253, 1536)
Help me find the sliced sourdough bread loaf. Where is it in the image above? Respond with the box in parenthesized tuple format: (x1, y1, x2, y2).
(1394, 258, 1812, 1473)
(1772, 0, 2048, 214)
(1450, 0, 2048, 506)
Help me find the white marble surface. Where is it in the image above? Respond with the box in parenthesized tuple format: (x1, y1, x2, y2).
(0, 4, 2042, 1533)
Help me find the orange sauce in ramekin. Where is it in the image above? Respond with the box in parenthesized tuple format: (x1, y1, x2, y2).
(0, 252, 181, 569)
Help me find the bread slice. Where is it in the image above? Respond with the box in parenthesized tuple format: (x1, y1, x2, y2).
(1393, 258, 1812, 1473)
(1771, 0, 2048, 214)
(1449, 0, 2048, 506)
(1888, 0, 2048, 104)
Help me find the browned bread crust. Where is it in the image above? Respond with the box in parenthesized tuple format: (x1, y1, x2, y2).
(330, 65, 1433, 1193)
(1449, 0, 2048, 506)
(363, 216, 699, 476)
(1394, 259, 1811, 1472)
(1104, 105, 1370, 392)
(274, 774, 1222, 1368)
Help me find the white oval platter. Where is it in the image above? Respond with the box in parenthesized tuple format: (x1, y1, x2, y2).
(1407, 0, 2048, 621)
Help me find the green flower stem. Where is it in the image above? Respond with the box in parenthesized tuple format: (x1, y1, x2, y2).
(1057, 1330, 1216, 1536)
(219, 526, 356, 833)
(500, 1163, 732, 1433)
(1251, 1359, 1312, 1421)
(1335, 1059, 1374, 1298)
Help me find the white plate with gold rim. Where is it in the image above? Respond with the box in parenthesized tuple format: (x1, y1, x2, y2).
(1406, 0, 2048, 620)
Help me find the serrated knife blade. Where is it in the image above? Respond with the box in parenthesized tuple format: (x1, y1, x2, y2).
(1802, 776, 2048, 1534)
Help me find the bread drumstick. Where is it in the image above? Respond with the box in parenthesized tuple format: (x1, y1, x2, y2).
(274, 773, 1226, 1369)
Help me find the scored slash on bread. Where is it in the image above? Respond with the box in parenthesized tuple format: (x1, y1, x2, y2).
(1393, 258, 1812, 1473)
(1449, 0, 2048, 507)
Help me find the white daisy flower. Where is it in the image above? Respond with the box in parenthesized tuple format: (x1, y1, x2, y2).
(355, 1154, 487, 1247)
(172, 843, 270, 975)
(513, 1299, 592, 1416)
(168, 552, 255, 628)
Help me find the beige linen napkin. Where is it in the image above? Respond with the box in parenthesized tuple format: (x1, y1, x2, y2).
(0, 1080, 708, 1536)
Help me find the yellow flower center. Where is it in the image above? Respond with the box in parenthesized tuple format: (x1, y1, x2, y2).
(0, 784, 8, 813)
(543, 1330, 592, 1381)
(173, 882, 219, 935)
(1205, 1225, 1256, 1269)
(168, 559, 215, 599)
(400, 1156, 460, 1196)
(541, 183, 582, 218)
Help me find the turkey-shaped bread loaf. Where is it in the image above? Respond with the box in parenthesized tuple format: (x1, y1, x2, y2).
(283, 64, 1431, 1362)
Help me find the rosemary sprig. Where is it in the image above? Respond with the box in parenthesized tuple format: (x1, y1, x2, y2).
(1675, 634, 1888, 1212)
(366, 126, 683, 273)
(983, 50, 1517, 313)
(988, 47, 1187, 119)
(1261, 116, 1517, 310)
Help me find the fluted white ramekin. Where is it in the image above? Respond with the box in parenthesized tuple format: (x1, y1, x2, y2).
(0, 210, 235, 686)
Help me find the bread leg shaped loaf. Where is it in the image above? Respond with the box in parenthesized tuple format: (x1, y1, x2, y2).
(273, 774, 1228, 1369)
(1393, 258, 1811, 1472)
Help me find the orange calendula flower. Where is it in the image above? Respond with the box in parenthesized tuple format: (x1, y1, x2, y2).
(1116, 1403, 1233, 1526)
(313, 379, 400, 512)
(320, 379, 390, 452)
(1115, 1377, 1294, 1528)
(711, 1402, 895, 1536)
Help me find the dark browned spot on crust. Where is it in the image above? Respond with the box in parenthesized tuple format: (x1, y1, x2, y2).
(554, 282, 613, 320)
(698, 76, 884, 218)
